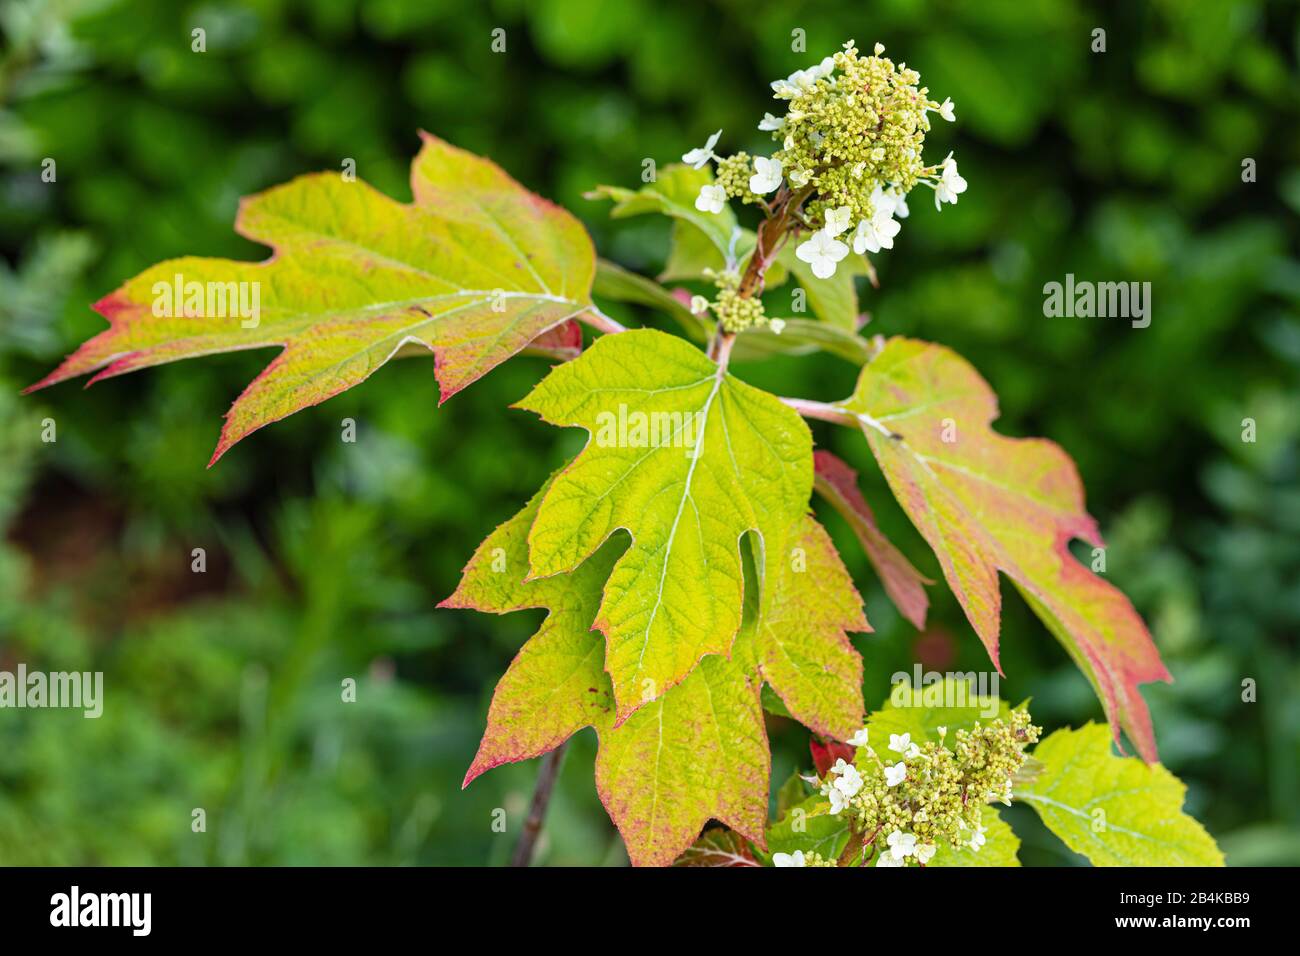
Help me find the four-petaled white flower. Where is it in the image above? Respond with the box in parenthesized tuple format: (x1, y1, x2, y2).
(938, 97, 956, 122)
(830, 758, 863, 797)
(915, 842, 937, 864)
(771, 57, 835, 98)
(695, 183, 727, 215)
(768, 318, 786, 334)
(876, 852, 904, 867)
(758, 112, 786, 132)
(969, 824, 987, 852)
(890, 187, 910, 219)
(689, 295, 710, 315)
(749, 156, 784, 195)
(888, 733, 912, 754)
(826, 786, 847, 815)
(934, 152, 967, 209)
(852, 208, 901, 255)
(773, 850, 806, 867)
(848, 727, 869, 747)
(788, 167, 812, 188)
(682, 129, 722, 169)
(887, 830, 918, 860)
(884, 761, 907, 787)
(823, 205, 852, 237)
(795, 229, 848, 279)
(872, 183, 910, 220)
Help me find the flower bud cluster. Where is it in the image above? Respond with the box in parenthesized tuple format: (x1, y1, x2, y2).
(819, 710, 1040, 867)
(700, 267, 768, 333)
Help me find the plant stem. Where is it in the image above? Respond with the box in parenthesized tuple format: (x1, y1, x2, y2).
(838, 824, 882, 866)
(709, 330, 736, 367)
(579, 305, 627, 335)
(510, 741, 568, 867)
(738, 184, 812, 299)
(780, 397, 858, 427)
(779, 396, 901, 440)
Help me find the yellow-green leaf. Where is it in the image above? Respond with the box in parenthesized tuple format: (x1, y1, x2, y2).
(30, 133, 596, 463)
(517, 329, 813, 719)
(841, 338, 1170, 760)
(1016, 724, 1224, 866)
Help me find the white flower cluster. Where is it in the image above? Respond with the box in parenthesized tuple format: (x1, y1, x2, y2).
(682, 40, 969, 284)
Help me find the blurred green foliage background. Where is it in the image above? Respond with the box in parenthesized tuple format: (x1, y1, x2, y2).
(1, 0, 1297, 866)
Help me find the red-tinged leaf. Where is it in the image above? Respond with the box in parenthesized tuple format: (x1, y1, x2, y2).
(448, 483, 870, 865)
(596, 654, 769, 867)
(28, 132, 596, 464)
(439, 481, 619, 784)
(674, 828, 761, 867)
(813, 449, 931, 629)
(809, 737, 857, 778)
(524, 318, 584, 361)
(842, 338, 1171, 761)
(738, 514, 871, 741)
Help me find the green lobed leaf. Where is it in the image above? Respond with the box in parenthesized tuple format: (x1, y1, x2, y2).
(598, 652, 770, 868)
(440, 480, 621, 779)
(516, 329, 814, 720)
(1016, 724, 1224, 866)
(30, 133, 596, 464)
(841, 338, 1171, 760)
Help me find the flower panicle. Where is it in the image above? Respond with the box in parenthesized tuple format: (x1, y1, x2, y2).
(802, 710, 1040, 868)
(681, 39, 967, 330)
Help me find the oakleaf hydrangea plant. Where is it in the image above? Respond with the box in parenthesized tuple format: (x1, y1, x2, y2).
(28, 41, 1220, 868)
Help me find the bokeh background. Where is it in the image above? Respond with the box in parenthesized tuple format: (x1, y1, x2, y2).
(1, 0, 1297, 866)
